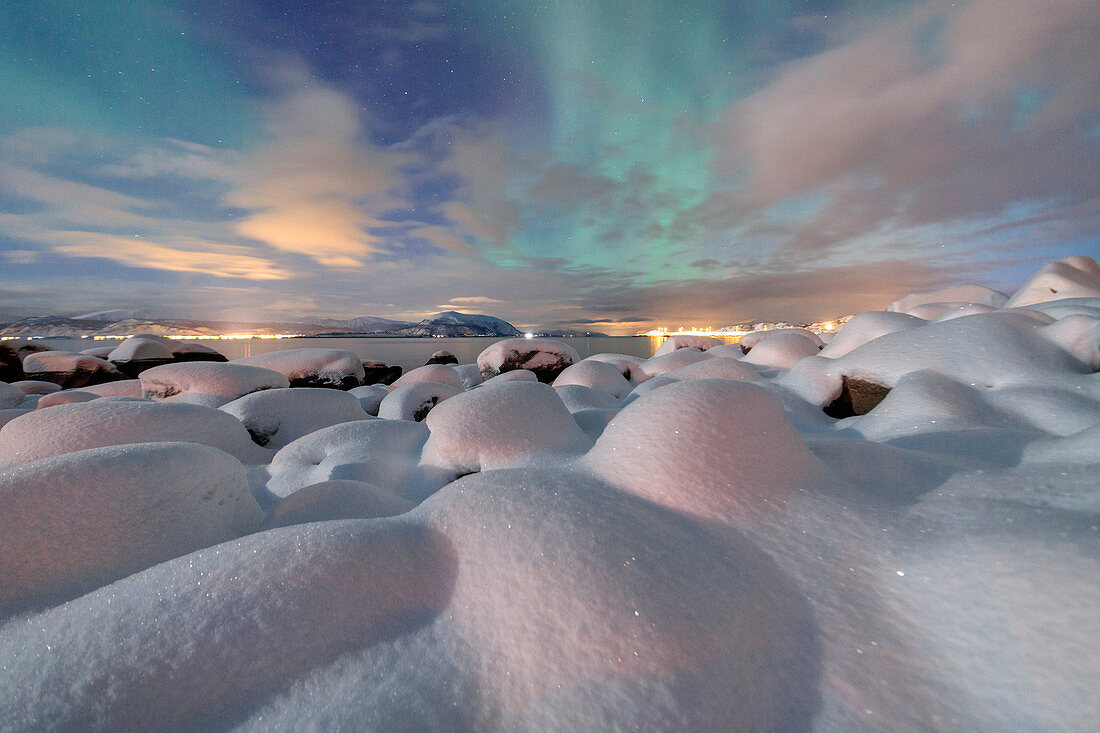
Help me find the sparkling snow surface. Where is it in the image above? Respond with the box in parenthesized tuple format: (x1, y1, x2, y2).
(1, 257, 1099, 731)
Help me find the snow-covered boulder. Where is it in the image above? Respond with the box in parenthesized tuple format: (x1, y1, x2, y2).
(265, 419, 447, 500)
(421, 381, 591, 475)
(139, 361, 289, 407)
(377, 381, 463, 422)
(388, 364, 464, 392)
(818, 311, 927, 358)
(0, 442, 261, 612)
(35, 390, 99, 409)
(633, 347, 710, 380)
(661, 356, 760, 383)
(583, 353, 645, 382)
(1004, 255, 1100, 308)
(263, 479, 416, 529)
(888, 284, 1009, 313)
(552, 359, 632, 399)
(586, 379, 823, 522)
(477, 338, 579, 383)
(79, 345, 115, 359)
(741, 331, 822, 369)
(1039, 314, 1100, 371)
(234, 348, 365, 389)
(554, 384, 620, 412)
(219, 388, 369, 450)
(0, 399, 270, 467)
(652, 334, 725, 356)
(107, 336, 175, 376)
(169, 341, 227, 362)
(12, 380, 61, 395)
(0, 518, 456, 730)
(82, 379, 144, 398)
(739, 328, 823, 352)
(348, 384, 387, 415)
(481, 368, 538, 385)
(21, 352, 126, 389)
(452, 362, 484, 388)
(0, 408, 30, 430)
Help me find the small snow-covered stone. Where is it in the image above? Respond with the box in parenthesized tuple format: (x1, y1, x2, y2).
(633, 348, 710, 381)
(554, 384, 619, 412)
(452, 363, 483, 389)
(377, 381, 463, 422)
(348, 384, 387, 415)
(741, 331, 821, 369)
(425, 350, 458, 365)
(661, 357, 760, 383)
(235, 348, 365, 389)
(0, 398, 269, 467)
(107, 336, 175, 376)
(0, 381, 23, 409)
(82, 379, 144, 398)
(818, 311, 927, 358)
(220, 388, 369, 450)
(481, 368, 537, 385)
(421, 381, 591, 474)
(0, 442, 262, 612)
(477, 338, 579, 383)
(140, 361, 289, 407)
(35, 390, 99, 409)
(739, 328, 823, 352)
(583, 353, 645, 382)
(12, 380, 62, 395)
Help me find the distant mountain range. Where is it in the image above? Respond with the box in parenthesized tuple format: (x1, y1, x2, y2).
(0, 311, 558, 339)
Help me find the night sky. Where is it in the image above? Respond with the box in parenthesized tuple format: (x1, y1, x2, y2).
(2, 0, 1098, 332)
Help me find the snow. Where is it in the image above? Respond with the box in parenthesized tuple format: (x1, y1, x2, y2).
(107, 336, 174, 363)
(377, 381, 463, 422)
(219, 387, 369, 450)
(651, 334, 725, 356)
(420, 381, 591, 474)
(0, 441, 261, 613)
(348, 384, 387, 415)
(264, 418, 448, 501)
(551, 358, 632, 399)
(12, 380, 62, 395)
(739, 327, 823, 351)
(387, 363, 464, 391)
(234, 348, 366, 389)
(20, 351, 125, 387)
(0, 398, 271, 467)
(3, 257, 1100, 730)
(0, 381, 23, 408)
(476, 338, 579, 382)
(83, 379, 144, 397)
(1003, 255, 1100, 307)
(139, 361, 289, 407)
(35, 389, 100, 409)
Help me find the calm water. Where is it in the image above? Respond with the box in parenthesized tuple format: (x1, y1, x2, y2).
(39, 335, 742, 372)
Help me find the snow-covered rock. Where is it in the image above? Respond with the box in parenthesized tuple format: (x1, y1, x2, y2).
(139, 361, 289, 407)
(387, 363, 464, 392)
(348, 384, 387, 415)
(234, 348, 365, 389)
(11, 380, 62, 395)
(552, 359, 632, 399)
(377, 381, 463, 422)
(583, 352, 645, 382)
(660, 356, 760, 383)
(1004, 255, 1100, 307)
(421, 381, 591, 475)
(0, 442, 261, 612)
(888, 284, 1009, 313)
(107, 336, 175, 376)
(82, 379, 144, 398)
(818, 311, 927, 358)
(0, 399, 270, 467)
(651, 334, 725, 356)
(452, 362, 484, 389)
(554, 384, 620, 412)
(477, 338, 579, 383)
(219, 388, 369, 450)
(265, 419, 446, 500)
(21, 351, 126, 389)
(35, 390, 99, 409)
(0, 381, 23, 409)
(739, 327, 823, 352)
(480, 368, 538, 385)
(741, 330, 822, 369)
(425, 350, 458, 365)
(632, 347, 710, 380)
(263, 479, 416, 529)
(586, 379, 824, 522)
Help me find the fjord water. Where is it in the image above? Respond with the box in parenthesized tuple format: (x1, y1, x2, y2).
(40, 336, 741, 372)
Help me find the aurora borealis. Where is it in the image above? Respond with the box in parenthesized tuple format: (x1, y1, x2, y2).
(2, 0, 1099, 332)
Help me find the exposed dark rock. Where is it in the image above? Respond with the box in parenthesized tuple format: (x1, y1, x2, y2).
(362, 361, 402, 385)
(426, 350, 458, 366)
(172, 350, 228, 363)
(287, 374, 362, 391)
(824, 375, 892, 419)
(0, 344, 24, 382)
(111, 358, 176, 379)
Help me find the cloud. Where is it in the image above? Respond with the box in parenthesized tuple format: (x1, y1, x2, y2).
(436, 296, 506, 309)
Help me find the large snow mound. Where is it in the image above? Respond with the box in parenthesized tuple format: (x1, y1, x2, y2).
(421, 381, 591, 474)
(387, 364, 464, 392)
(586, 379, 824, 522)
(552, 359, 632, 399)
(1004, 255, 1100, 307)
(140, 361, 289, 407)
(219, 387, 368, 450)
(377, 381, 463, 422)
(265, 418, 448, 501)
(234, 348, 365, 389)
(477, 338, 579, 383)
(0, 399, 270, 467)
(0, 442, 261, 613)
